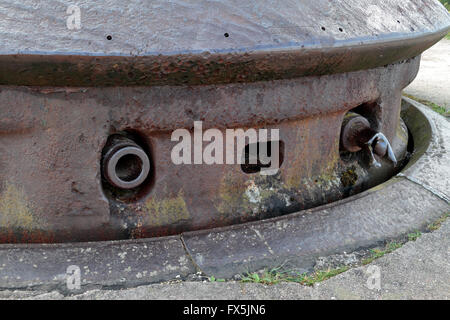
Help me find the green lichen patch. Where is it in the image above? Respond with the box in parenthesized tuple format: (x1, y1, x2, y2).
(0, 183, 36, 229)
(215, 172, 250, 218)
(215, 172, 299, 222)
(340, 165, 358, 187)
(144, 190, 190, 227)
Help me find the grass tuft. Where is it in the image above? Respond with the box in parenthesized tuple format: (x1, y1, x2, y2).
(362, 241, 403, 265)
(403, 93, 449, 116)
(208, 276, 226, 282)
(427, 212, 450, 231)
(241, 266, 349, 286)
(407, 230, 422, 242)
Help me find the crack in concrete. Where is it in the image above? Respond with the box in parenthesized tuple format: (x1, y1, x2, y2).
(180, 234, 205, 275)
(397, 173, 449, 203)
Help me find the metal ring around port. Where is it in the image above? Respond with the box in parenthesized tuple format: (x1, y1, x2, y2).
(105, 146, 150, 189)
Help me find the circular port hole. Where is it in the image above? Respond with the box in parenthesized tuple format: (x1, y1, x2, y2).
(105, 146, 150, 189)
(101, 132, 155, 201)
(115, 153, 143, 182)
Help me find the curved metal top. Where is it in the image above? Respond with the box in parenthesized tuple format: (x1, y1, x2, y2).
(0, 0, 449, 86)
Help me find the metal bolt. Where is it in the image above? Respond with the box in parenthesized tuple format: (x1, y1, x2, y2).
(340, 112, 397, 167)
(340, 112, 373, 152)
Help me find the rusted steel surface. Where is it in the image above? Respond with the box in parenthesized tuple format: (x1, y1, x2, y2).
(0, 58, 416, 243)
(0, 0, 448, 86)
(0, 0, 449, 243)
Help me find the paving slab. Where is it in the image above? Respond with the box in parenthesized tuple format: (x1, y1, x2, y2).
(400, 97, 450, 202)
(0, 236, 195, 292)
(404, 38, 450, 108)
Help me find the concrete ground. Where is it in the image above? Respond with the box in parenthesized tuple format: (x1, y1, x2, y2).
(1, 39, 449, 301)
(1, 217, 448, 300)
(404, 38, 450, 108)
